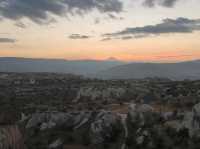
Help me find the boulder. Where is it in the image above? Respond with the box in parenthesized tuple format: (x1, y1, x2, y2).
(127, 104, 155, 127)
(48, 139, 63, 149)
(165, 102, 200, 137)
(89, 110, 121, 145)
(26, 113, 47, 129)
(181, 102, 200, 137)
(26, 112, 73, 130)
(73, 111, 92, 129)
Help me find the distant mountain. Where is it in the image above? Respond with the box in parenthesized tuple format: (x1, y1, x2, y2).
(97, 60, 200, 80)
(1, 57, 200, 80)
(0, 57, 125, 76)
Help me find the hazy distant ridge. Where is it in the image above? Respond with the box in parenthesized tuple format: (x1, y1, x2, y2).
(1, 57, 200, 80)
(98, 60, 200, 80)
(0, 57, 124, 75)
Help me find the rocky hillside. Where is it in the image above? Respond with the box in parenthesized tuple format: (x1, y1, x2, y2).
(1, 73, 200, 113)
(1, 73, 200, 149)
(20, 103, 200, 149)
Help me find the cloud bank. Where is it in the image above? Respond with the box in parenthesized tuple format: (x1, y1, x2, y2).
(0, 0, 183, 25)
(143, 0, 179, 8)
(14, 21, 26, 28)
(68, 34, 91, 39)
(0, 0, 123, 24)
(0, 38, 16, 43)
(103, 17, 200, 39)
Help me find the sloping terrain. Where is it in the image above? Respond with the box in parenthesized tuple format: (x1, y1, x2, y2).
(1, 58, 200, 80)
(0, 57, 124, 76)
(98, 60, 200, 80)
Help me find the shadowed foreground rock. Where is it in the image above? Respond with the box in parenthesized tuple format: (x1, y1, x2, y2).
(0, 105, 26, 149)
(0, 125, 26, 149)
(20, 103, 200, 149)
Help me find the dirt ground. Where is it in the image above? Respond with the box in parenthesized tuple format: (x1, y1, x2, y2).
(106, 102, 178, 114)
(106, 103, 130, 114)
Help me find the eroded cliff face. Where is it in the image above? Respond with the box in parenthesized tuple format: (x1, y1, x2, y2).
(19, 102, 200, 149)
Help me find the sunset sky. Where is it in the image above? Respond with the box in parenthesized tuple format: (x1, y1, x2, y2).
(0, 0, 200, 62)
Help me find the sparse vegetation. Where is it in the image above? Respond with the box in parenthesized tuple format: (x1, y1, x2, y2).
(1, 73, 200, 149)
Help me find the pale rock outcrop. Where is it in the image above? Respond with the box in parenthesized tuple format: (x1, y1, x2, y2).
(26, 112, 93, 131)
(165, 102, 200, 137)
(90, 110, 121, 144)
(74, 87, 126, 102)
(182, 102, 200, 136)
(26, 113, 47, 129)
(128, 104, 154, 126)
(48, 139, 63, 149)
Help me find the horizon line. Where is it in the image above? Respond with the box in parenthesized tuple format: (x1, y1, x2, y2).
(0, 56, 199, 64)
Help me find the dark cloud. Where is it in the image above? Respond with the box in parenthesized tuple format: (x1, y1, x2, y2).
(0, 32, 9, 35)
(108, 13, 124, 20)
(14, 21, 26, 28)
(101, 37, 112, 41)
(162, 0, 178, 7)
(0, 38, 16, 43)
(143, 0, 156, 7)
(0, 0, 123, 24)
(108, 13, 118, 19)
(94, 14, 123, 25)
(121, 36, 132, 40)
(94, 18, 100, 24)
(134, 34, 150, 38)
(103, 17, 200, 39)
(143, 0, 179, 8)
(68, 34, 91, 39)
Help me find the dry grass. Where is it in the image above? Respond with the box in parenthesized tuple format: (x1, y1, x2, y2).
(152, 104, 177, 113)
(106, 102, 178, 114)
(106, 103, 130, 114)
(0, 125, 26, 149)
